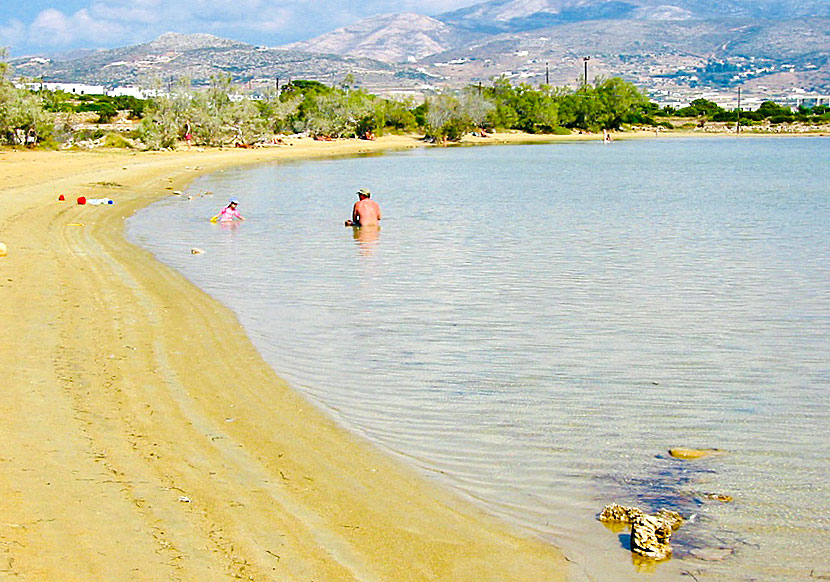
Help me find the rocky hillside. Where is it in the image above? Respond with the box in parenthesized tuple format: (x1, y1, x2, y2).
(437, 0, 830, 33)
(281, 0, 830, 92)
(284, 13, 480, 63)
(9, 32, 414, 91)
(418, 17, 830, 92)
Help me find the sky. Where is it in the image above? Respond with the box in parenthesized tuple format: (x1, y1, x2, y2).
(0, 0, 483, 56)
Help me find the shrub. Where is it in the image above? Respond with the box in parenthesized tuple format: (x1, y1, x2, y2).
(103, 132, 133, 148)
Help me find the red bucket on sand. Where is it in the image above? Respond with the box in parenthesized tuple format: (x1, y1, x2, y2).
(77, 196, 86, 205)
(58, 194, 65, 201)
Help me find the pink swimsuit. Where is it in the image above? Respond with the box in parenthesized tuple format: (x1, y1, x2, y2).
(218, 207, 242, 222)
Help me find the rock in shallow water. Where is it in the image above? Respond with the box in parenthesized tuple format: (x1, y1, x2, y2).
(599, 504, 685, 560)
(599, 503, 645, 524)
(631, 514, 674, 560)
(702, 492, 733, 503)
(654, 509, 684, 530)
(668, 447, 724, 460)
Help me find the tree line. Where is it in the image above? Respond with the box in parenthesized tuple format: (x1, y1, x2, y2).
(2, 50, 828, 148)
(137, 75, 661, 147)
(659, 98, 830, 126)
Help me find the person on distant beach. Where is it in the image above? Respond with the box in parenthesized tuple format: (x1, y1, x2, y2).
(345, 189, 381, 227)
(212, 199, 245, 223)
(184, 122, 193, 149)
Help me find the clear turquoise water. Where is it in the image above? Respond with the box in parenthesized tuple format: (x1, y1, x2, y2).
(128, 137, 830, 581)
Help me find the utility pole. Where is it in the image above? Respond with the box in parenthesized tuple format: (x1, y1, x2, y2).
(583, 56, 590, 86)
(545, 61, 549, 85)
(736, 87, 742, 135)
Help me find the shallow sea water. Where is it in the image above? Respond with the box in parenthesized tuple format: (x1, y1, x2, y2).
(128, 137, 830, 581)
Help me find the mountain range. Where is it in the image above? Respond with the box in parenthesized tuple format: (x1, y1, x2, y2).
(438, 0, 830, 32)
(8, 0, 830, 97)
(11, 32, 409, 92)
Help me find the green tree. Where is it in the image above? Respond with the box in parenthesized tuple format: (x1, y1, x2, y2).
(557, 78, 651, 130)
(41, 89, 75, 113)
(346, 90, 379, 138)
(190, 76, 235, 146)
(675, 98, 725, 118)
(226, 97, 266, 144)
(592, 77, 650, 129)
(512, 83, 559, 133)
(756, 100, 793, 120)
(375, 97, 417, 134)
(460, 88, 495, 131)
(482, 78, 571, 132)
(138, 78, 190, 149)
(482, 78, 520, 129)
(424, 92, 468, 144)
(0, 52, 52, 145)
(558, 84, 596, 129)
(257, 89, 302, 134)
(340, 73, 356, 91)
(303, 92, 349, 137)
(138, 95, 182, 149)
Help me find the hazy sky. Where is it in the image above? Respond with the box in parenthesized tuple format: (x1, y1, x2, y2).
(0, 0, 483, 56)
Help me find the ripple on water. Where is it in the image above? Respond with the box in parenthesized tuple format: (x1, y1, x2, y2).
(128, 139, 830, 582)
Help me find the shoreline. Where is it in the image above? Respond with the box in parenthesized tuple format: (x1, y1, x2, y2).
(0, 135, 569, 581)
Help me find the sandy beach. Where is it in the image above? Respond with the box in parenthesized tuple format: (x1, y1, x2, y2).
(0, 135, 569, 581)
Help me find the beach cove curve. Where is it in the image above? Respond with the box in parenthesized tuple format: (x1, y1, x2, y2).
(0, 137, 571, 581)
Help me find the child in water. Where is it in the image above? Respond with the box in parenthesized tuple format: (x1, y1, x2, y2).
(212, 199, 245, 223)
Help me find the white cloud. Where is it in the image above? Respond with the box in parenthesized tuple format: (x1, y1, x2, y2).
(187, 0, 269, 20)
(29, 9, 77, 46)
(0, 18, 26, 50)
(28, 7, 126, 48)
(246, 10, 293, 33)
(88, 0, 165, 26)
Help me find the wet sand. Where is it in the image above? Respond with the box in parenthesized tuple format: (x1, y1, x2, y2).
(0, 136, 568, 581)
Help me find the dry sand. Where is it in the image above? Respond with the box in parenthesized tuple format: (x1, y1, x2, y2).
(0, 135, 569, 581)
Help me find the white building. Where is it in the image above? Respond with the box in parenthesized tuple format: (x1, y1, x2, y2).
(38, 82, 106, 95)
(107, 86, 149, 99)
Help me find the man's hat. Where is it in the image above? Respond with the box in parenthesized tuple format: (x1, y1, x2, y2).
(357, 188, 371, 197)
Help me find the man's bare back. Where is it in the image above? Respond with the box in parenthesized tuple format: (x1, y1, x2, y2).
(353, 198, 381, 226)
(346, 189, 381, 227)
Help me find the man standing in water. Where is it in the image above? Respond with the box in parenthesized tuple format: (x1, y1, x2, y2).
(345, 188, 381, 227)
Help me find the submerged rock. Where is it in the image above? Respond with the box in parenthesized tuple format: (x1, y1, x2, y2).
(654, 509, 684, 530)
(668, 447, 724, 460)
(702, 492, 733, 503)
(600, 504, 684, 560)
(599, 503, 645, 524)
(631, 514, 674, 560)
(599, 504, 683, 530)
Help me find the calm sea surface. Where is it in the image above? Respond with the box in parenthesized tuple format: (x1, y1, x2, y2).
(128, 137, 830, 581)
